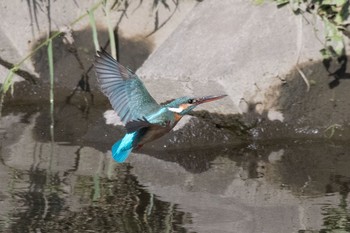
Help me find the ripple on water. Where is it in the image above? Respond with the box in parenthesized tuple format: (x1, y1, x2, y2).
(1, 104, 350, 233)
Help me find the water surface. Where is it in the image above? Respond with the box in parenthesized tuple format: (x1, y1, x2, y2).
(1, 103, 350, 233)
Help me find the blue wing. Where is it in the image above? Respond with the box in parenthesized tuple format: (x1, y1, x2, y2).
(94, 49, 161, 124)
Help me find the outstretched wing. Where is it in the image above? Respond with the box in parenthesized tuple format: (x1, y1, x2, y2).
(94, 49, 161, 124)
(125, 117, 153, 133)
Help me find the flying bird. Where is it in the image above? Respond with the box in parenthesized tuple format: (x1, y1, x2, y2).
(94, 49, 227, 163)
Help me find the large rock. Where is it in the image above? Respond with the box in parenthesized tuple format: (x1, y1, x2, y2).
(138, 0, 324, 116)
(2, 0, 350, 141)
(137, 0, 350, 140)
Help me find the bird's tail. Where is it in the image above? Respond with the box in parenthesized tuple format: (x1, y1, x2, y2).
(111, 132, 138, 163)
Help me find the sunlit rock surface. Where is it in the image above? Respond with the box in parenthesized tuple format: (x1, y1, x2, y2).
(135, 0, 350, 139)
(2, 0, 350, 140)
(137, 0, 324, 115)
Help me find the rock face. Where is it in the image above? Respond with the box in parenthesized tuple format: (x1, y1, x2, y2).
(1, 0, 350, 139)
(137, 0, 350, 140)
(137, 0, 323, 115)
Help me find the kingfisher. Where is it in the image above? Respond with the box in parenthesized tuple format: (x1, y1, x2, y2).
(94, 49, 227, 163)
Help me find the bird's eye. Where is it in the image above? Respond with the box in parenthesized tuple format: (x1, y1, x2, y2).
(188, 99, 194, 104)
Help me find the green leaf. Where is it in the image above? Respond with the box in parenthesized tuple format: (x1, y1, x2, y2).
(335, 0, 347, 6)
(323, 18, 345, 56)
(320, 48, 331, 59)
(254, 0, 265, 5)
(274, 0, 290, 7)
(322, 0, 336, 5)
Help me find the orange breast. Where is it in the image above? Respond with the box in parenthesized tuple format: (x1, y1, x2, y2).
(174, 113, 183, 122)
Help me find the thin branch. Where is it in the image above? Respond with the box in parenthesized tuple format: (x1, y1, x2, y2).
(0, 56, 38, 84)
(146, 0, 179, 37)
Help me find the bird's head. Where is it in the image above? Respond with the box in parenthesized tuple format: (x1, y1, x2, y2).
(166, 95, 227, 115)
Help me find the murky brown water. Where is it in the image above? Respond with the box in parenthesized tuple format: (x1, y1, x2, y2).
(1, 102, 350, 233)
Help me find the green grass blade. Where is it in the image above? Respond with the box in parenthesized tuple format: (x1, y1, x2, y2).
(47, 39, 55, 142)
(104, 1, 117, 59)
(0, 68, 17, 115)
(93, 174, 101, 201)
(107, 15, 117, 59)
(1, 68, 16, 94)
(88, 10, 100, 52)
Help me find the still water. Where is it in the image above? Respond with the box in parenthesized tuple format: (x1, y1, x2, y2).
(1, 103, 350, 233)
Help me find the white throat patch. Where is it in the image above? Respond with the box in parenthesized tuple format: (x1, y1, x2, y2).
(168, 107, 183, 113)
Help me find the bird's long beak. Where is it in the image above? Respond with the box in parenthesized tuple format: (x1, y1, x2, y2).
(195, 94, 227, 105)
